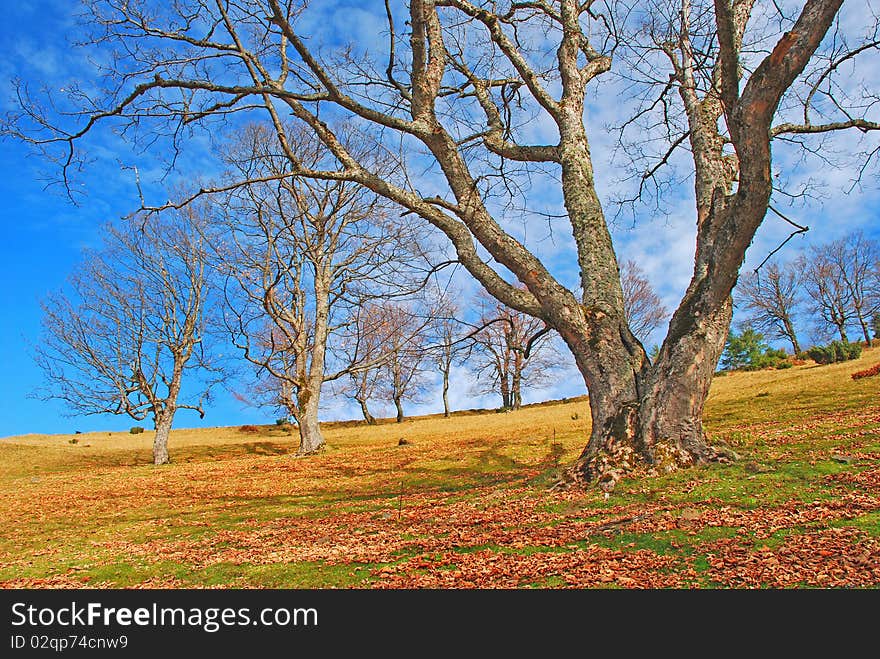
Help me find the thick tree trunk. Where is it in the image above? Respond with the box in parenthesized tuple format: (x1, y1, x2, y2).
(836, 323, 849, 343)
(499, 374, 511, 409)
(357, 397, 376, 425)
(394, 396, 405, 423)
(152, 410, 174, 466)
(512, 370, 522, 410)
(293, 270, 330, 456)
(295, 388, 325, 456)
(568, 302, 730, 491)
(639, 299, 732, 463)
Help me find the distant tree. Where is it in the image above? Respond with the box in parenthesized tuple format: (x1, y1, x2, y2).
(470, 292, 561, 410)
(377, 304, 431, 423)
(721, 328, 788, 371)
(799, 250, 855, 343)
(824, 232, 880, 346)
(737, 261, 804, 354)
(620, 261, 668, 344)
(873, 314, 880, 341)
(428, 293, 471, 418)
(337, 304, 387, 425)
(33, 211, 217, 465)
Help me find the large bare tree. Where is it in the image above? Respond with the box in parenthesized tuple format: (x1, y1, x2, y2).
(214, 124, 422, 454)
(6, 0, 878, 488)
(33, 211, 217, 465)
(737, 261, 804, 353)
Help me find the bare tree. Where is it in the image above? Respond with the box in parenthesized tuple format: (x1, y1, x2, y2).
(737, 261, 804, 353)
(799, 246, 855, 343)
(428, 292, 471, 417)
(214, 124, 422, 454)
(6, 0, 877, 487)
(33, 211, 217, 465)
(620, 260, 669, 345)
(470, 292, 560, 411)
(377, 303, 431, 423)
(824, 232, 880, 345)
(337, 305, 386, 425)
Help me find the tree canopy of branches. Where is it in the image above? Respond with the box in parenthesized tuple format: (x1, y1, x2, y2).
(737, 261, 804, 354)
(335, 299, 431, 424)
(33, 212, 217, 465)
(7, 0, 878, 488)
(214, 124, 424, 454)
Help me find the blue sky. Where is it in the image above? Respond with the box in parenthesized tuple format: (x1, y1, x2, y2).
(1, 0, 878, 438)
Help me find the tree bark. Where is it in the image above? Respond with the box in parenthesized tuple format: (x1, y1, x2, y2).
(152, 409, 174, 466)
(499, 374, 511, 409)
(856, 315, 872, 346)
(512, 369, 522, 411)
(782, 314, 801, 354)
(294, 388, 325, 455)
(293, 271, 330, 456)
(394, 396, 405, 423)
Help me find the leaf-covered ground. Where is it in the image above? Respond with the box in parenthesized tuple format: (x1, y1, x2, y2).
(1, 348, 879, 589)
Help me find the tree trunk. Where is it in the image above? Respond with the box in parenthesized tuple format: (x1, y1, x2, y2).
(511, 370, 522, 410)
(782, 314, 801, 354)
(639, 299, 732, 463)
(856, 316, 872, 346)
(152, 410, 174, 466)
(357, 397, 376, 425)
(394, 396, 405, 423)
(499, 373, 511, 409)
(294, 270, 330, 456)
(442, 364, 450, 418)
(836, 323, 849, 343)
(295, 388, 325, 456)
(566, 300, 730, 491)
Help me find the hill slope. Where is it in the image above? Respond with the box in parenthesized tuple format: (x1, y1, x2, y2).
(1, 348, 878, 588)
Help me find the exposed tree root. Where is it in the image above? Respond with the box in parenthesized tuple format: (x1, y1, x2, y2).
(551, 439, 734, 493)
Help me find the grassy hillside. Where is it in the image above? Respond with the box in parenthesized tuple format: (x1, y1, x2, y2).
(1, 347, 878, 588)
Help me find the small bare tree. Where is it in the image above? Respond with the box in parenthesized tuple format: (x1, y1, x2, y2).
(215, 125, 422, 455)
(377, 303, 431, 423)
(620, 261, 669, 345)
(336, 303, 391, 425)
(737, 261, 804, 354)
(799, 246, 856, 343)
(33, 211, 217, 465)
(470, 292, 560, 411)
(428, 292, 472, 418)
(824, 232, 880, 346)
